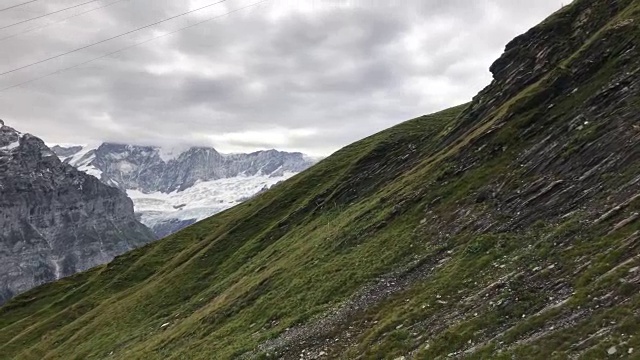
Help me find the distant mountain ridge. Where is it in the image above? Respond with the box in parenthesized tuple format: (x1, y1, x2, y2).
(53, 143, 316, 237)
(0, 121, 155, 304)
(53, 143, 315, 193)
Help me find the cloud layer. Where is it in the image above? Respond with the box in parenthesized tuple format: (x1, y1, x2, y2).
(0, 0, 568, 155)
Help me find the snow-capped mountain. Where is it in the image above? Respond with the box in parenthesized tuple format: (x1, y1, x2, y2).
(52, 143, 316, 237)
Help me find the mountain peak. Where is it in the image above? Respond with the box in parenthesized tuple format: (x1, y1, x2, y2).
(157, 146, 189, 162)
(62, 141, 314, 194)
(0, 122, 23, 150)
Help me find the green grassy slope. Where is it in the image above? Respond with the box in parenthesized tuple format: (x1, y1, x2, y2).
(2, 0, 640, 358)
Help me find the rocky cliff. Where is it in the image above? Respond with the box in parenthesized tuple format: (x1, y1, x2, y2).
(0, 121, 155, 304)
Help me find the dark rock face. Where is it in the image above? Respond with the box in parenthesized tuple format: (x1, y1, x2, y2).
(453, 0, 634, 142)
(0, 122, 155, 304)
(55, 143, 315, 193)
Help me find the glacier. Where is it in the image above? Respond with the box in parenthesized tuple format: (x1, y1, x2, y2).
(127, 172, 296, 237)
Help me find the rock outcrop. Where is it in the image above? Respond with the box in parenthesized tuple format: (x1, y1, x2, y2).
(0, 121, 155, 304)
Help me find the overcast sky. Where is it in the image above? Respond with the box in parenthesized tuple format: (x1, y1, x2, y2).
(0, 0, 568, 156)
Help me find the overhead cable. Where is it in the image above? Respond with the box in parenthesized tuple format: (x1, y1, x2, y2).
(0, 0, 270, 93)
(0, 0, 41, 13)
(0, 0, 231, 77)
(0, 0, 133, 43)
(0, 0, 102, 31)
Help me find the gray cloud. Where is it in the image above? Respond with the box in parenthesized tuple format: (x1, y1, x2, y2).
(0, 0, 569, 156)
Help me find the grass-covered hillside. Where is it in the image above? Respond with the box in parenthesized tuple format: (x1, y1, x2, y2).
(2, 0, 640, 358)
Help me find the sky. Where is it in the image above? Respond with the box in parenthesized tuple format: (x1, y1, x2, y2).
(0, 0, 569, 156)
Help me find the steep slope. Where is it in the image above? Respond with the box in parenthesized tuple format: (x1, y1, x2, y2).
(1, 0, 640, 358)
(0, 121, 155, 305)
(53, 143, 315, 236)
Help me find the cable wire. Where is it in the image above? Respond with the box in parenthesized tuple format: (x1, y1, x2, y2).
(0, 0, 270, 93)
(0, 0, 101, 31)
(0, 0, 41, 13)
(0, 0, 231, 77)
(0, 0, 132, 43)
